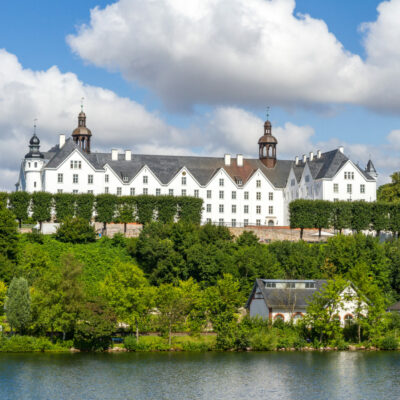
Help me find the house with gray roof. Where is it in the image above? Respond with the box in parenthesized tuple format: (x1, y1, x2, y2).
(17, 109, 377, 226)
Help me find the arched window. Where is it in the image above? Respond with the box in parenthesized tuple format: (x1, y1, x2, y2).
(293, 313, 303, 323)
(268, 220, 274, 227)
(274, 314, 285, 322)
(34, 162, 37, 168)
(332, 315, 341, 323)
(344, 314, 354, 327)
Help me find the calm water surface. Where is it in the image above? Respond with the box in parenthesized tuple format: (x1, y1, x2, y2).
(0, 351, 399, 400)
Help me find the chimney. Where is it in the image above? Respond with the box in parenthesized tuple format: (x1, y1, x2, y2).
(302, 154, 307, 163)
(59, 134, 65, 149)
(237, 154, 243, 167)
(111, 149, 118, 161)
(224, 154, 231, 166)
(309, 152, 314, 161)
(295, 156, 299, 165)
(338, 146, 344, 154)
(317, 150, 321, 159)
(125, 150, 132, 161)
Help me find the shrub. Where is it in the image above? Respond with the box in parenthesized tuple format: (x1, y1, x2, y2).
(379, 335, 398, 350)
(55, 217, 96, 244)
(0, 336, 65, 352)
(124, 335, 170, 351)
(250, 331, 277, 351)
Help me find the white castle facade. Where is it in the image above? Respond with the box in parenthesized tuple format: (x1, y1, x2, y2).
(16, 111, 377, 226)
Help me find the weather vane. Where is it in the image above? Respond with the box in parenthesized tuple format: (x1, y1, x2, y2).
(81, 97, 85, 112)
(266, 106, 270, 120)
(33, 118, 38, 134)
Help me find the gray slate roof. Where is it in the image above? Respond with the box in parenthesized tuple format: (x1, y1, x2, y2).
(42, 138, 375, 188)
(246, 279, 327, 309)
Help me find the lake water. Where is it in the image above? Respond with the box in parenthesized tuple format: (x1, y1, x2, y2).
(0, 351, 399, 400)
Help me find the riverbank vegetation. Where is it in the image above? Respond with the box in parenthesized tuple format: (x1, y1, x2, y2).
(1, 204, 400, 351)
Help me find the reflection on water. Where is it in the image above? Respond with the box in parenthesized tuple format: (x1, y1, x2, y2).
(0, 351, 399, 400)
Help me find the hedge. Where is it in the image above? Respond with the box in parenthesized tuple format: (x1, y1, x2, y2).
(289, 200, 397, 236)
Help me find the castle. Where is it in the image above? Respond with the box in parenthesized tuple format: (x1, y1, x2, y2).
(16, 110, 377, 226)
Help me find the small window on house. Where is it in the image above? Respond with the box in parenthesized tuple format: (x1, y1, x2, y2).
(219, 178, 224, 187)
(130, 188, 135, 196)
(88, 190, 93, 194)
(256, 180, 261, 188)
(73, 190, 78, 194)
(143, 175, 148, 184)
(269, 192, 273, 201)
(143, 188, 148, 195)
(206, 204, 212, 212)
(232, 191, 236, 200)
(291, 179, 295, 186)
(105, 187, 109, 194)
(169, 189, 174, 196)
(256, 192, 261, 200)
(73, 174, 78, 184)
(78, 161, 82, 169)
(305, 282, 315, 289)
(88, 175, 93, 184)
(305, 175, 310, 182)
(34, 181, 37, 188)
(207, 190, 212, 199)
(231, 219, 236, 227)
(58, 173, 63, 183)
(347, 184, 352, 194)
(268, 206, 273, 215)
(344, 314, 354, 327)
(244, 191, 249, 200)
(244, 219, 249, 226)
(123, 176, 129, 183)
(57, 189, 63, 193)
(256, 219, 261, 226)
(182, 176, 186, 185)
(286, 282, 296, 289)
(181, 189, 186, 196)
(117, 187, 122, 196)
(334, 183, 339, 193)
(266, 282, 276, 288)
(156, 188, 161, 196)
(218, 218, 224, 226)
(219, 190, 224, 199)
(34, 162, 37, 168)
(105, 174, 109, 183)
(256, 205, 261, 214)
(360, 184, 365, 194)
(206, 218, 211, 224)
(244, 205, 249, 214)
(232, 205, 236, 214)
(194, 189, 199, 198)
(219, 204, 224, 213)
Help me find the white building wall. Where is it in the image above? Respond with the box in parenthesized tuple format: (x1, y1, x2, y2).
(24, 158, 44, 192)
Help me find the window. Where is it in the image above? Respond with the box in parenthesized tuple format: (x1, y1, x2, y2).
(33, 182, 37, 188)
(88, 190, 93, 194)
(156, 188, 161, 196)
(206, 204, 212, 212)
(286, 282, 296, 289)
(88, 175, 93, 184)
(105, 174, 109, 183)
(291, 179, 295, 186)
(182, 176, 187, 185)
(143, 188, 148, 195)
(305, 282, 315, 289)
(266, 282, 276, 288)
(269, 192, 273, 201)
(256, 180, 261, 188)
(344, 171, 354, 180)
(360, 184, 365, 194)
(334, 183, 339, 193)
(73, 174, 78, 184)
(256, 219, 261, 226)
(232, 191, 236, 200)
(269, 206, 273, 215)
(244, 191, 249, 200)
(78, 161, 82, 169)
(73, 190, 78, 194)
(117, 187, 122, 196)
(57, 189, 63, 193)
(219, 190, 224, 199)
(34, 162, 37, 168)
(344, 314, 354, 327)
(181, 189, 186, 196)
(28, 162, 31, 167)
(206, 218, 212, 224)
(57, 173, 63, 183)
(219, 204, 224, 213)
(71, 160, 82, 170)
(194, 189, 199, 198)
(244, 205, 249, 214)
(232, 205, 236, 214)
(256, 192, 261, 200)
(105, 187, 109, 194)
(123, 176, 129, 183)
(218, 218, 224, 226)
(244, 219, 249, 226)
(347, 184, 352, 194)
(256, 205, 261, 214)
(219, 178, 224, 187)
(143, 175, 148, 184)
(169, 189, 174, 196)
(305, 175, 310, 182)
(70, 160, 73, 169)
(207, 190, 212, 199)
(130, 188, 135, 196)
(231, 219, 236, 227)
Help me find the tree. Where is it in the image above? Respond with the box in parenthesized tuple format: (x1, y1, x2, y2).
(157, 196, 177, 224)
(377, 172, 400, 202)
(313, 200, 333, 238)
(75, 193, 94, 221)
(55, 216, 96, 243)
(289, 200, 315, 239)
(117, 196, 135, 233)
(5, 277, 31, 334)
(0, 207, 19, 261)
(74, 299, 116, 351)
(31, 192, 53, 230)
(54, 193, 76, 221)
(100, 262, 154, 340)
(95, 194, 117, 232)
(371, 202, 390, 236)
(0, 192, 8, 208)
(351, 201, 372, 232)
(0, 281, 6, 315)
(331, 201, 352, 233)
(8, 192, 30, 228)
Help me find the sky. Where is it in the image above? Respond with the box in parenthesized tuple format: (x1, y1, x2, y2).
(1, 0, 400, 190)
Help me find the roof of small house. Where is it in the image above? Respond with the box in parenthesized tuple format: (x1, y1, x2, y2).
(387, 301, 400, 312)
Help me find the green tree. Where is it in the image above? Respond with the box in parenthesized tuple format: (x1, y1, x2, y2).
(5, 277, 31, 334)
(54, 193, 76, 221)
(0, 281, 7, 315)
(0, 192, 8, 208)
(75, 193, 94, 221)
(331, 201, 352, 233)
(289, 200, 315, 239)
(74, 299, 116, 351)
(371, 202, 390, 236)
(0, 207, 19, 260)
(157, 196, 177, 224)
(95, 194, 117, 231)
(117, 196, 135, 233)
(100, 262, 154, 340)
(377, 172, 400, 202)
(8, 192, 30, 228)
(31, 192, 53, 230)
(351, 201, 372, 232)
(55, 216, 96, 244)
(313, 200, 333, 238)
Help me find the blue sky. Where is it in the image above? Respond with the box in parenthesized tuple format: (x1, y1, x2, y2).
(0, 0, 399, 189)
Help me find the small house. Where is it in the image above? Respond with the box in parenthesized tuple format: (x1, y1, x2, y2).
(246, 279, 367, 326)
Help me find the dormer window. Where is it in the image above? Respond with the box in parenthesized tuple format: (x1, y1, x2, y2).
(123, 176, 129, 183)
(266, 282, 276, 288)
(305, 282, 315, 289)
(286, 282, 295, 289)
(235, 176, 243, 185)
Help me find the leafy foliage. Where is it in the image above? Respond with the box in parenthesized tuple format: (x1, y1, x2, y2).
(5, 277, 31, 333)
(8, 192, 30, 227)
(55, 217, 96, 244)
(31, 192, 52, 228)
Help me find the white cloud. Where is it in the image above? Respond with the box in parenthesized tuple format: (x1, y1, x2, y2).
(67, 0, 400, 112)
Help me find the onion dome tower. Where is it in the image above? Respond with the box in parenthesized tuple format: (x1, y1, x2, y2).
(24, 121, 44, 192)
(72, 105, 92, 153)
(258, 114, 277, 168)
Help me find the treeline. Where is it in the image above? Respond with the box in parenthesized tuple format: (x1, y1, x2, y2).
(290, 199, 398, 238)
(1, 191, 203, 228)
